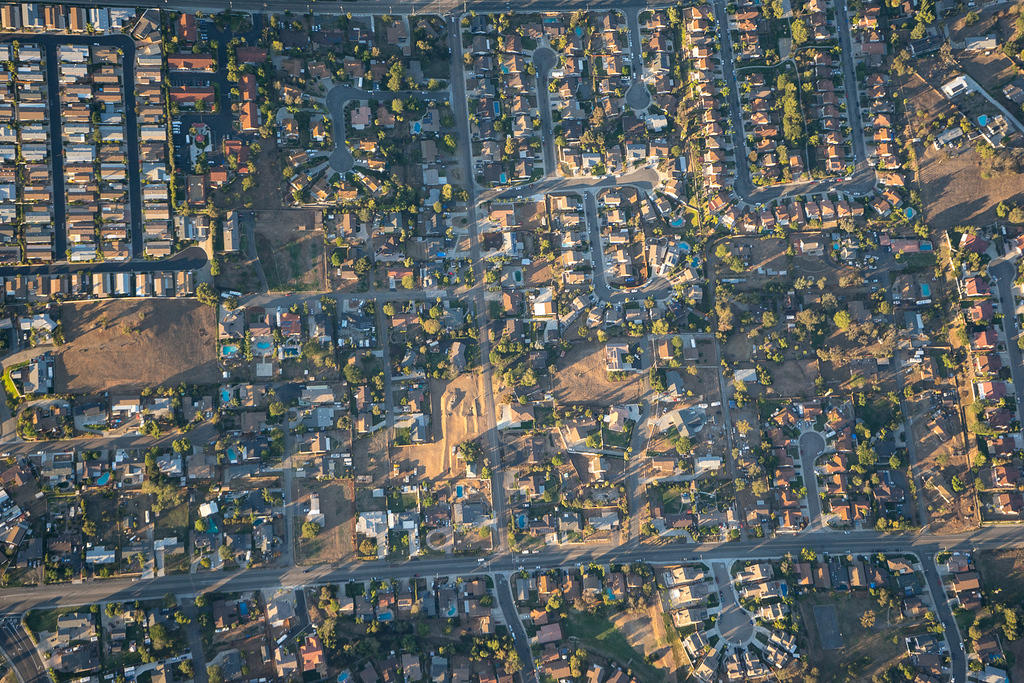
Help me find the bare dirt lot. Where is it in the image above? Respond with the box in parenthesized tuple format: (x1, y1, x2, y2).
(253, 209, 326, 292)
(550, 341, 649, 405)
(917, 144, 1024, 230)
(295, 477, 355, 565)
(800, 591, 924, 682)
(56, 299, 220, 394)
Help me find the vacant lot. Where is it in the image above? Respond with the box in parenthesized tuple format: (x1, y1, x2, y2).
(253, 209, 326, 292)
(799, 591, 922, 682)
(608, 606, 679, 679)
(56, 300, 219, 394)
(550, 342, 648, 405)
(563, 610, 666, 682)
(295, 478, 355, 565)
(917, 144, 1024, 230)
(977, 550, 1024, 605)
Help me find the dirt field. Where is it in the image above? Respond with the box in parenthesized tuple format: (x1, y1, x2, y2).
(56, 299, 220, 394)
(252, 209, 326, 292)
(295, 478, 355, 565)
(800, 591, 922, 682)
(608, 606, 678, 679)
(550, 341, 649, 405)
(917, 144, 1024, 230)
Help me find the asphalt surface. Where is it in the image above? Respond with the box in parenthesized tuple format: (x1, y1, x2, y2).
(25, 0, 673, 15)
(797, 431, 826, 529)
(446, 15, 509, 552)
(494, 574, 538, 683)
(0, 245, 208, 277)
(990, 260, 1024, 426)
(0, 526, 1019, 615)
(0, 618, 47, 683)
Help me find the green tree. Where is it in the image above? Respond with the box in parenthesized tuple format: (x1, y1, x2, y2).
(302, 521, 321, 539)
(834, 309, 852, 330)
(344, 363, 364, 384)
(791, 18, 809, 44)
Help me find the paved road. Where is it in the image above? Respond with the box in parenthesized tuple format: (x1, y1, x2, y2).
(711, 561, 753, 645)
(990, 261, 1024, 426)
(920, 557, 965, 683)
(494, 574, 538, 683)
(28, 0, 676, 16)
(1, 526, 1019, 615)
(797, 431, 825, 530)
(0, 245, 208, 277)
(447, 15, 509, 552)
(0, 422, 219, 452)
(533, 46, 557, 176)
(834, 0, 867, 164)
(0, 619, 47, 683)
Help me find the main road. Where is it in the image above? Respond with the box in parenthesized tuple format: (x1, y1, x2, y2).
(0, 525, 1019, 615)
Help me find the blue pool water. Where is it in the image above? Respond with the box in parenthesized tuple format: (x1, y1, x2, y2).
(493, 101, 500, 115)
(905, 207, 916, 218)
(222, 344, 238, 355)
(239, 602, 249, 617)
(679, 241, 692, 253)
(919, 242, 933, 251)
(97, 472, 110, 486)
(921, 283, 931, 297)
(221, 389, 230, 402)
(670, 218, 684, 228)
(979, 114, 988, 126)
(690, 256, 701, 267)
(412, 122, 421, 134)
(499, 172, 508, 184)
(517, 514, 527, 529)
(456, 485, 464, 498)
(377, 610, 394, 621)
(444, 605, 457, 618)
(255, 340, 272, 351)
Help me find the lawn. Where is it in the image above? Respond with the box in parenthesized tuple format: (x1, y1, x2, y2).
(602, 424, 632, 450)
(563, 611, 664, 682)
(25, 607, 79, 637)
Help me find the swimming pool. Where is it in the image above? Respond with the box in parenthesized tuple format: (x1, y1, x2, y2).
(96, 472, 110, 486)
(222, 344, 239, 356)
(255, 340, 272, 351)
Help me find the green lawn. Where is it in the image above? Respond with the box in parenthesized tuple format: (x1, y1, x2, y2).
(563, 611, 664, 682)
(25, 607, 79, 637)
